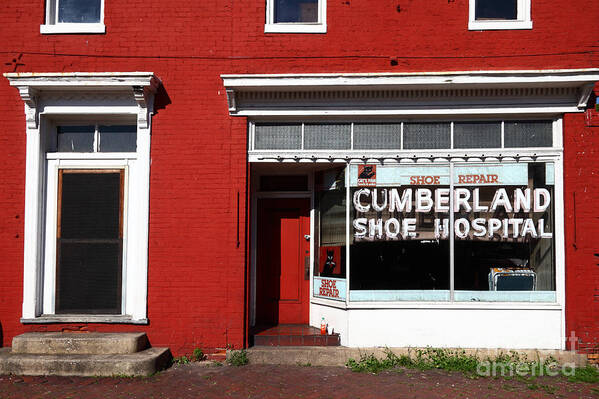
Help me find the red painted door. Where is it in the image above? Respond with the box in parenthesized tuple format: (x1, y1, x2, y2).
(256, 198, 310, 326)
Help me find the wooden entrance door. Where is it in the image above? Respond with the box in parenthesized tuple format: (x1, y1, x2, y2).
(256, 198, 310, 325)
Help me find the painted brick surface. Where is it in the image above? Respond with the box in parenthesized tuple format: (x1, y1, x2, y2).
(0, 1, 598, 355)
(564, 112, 599, 355)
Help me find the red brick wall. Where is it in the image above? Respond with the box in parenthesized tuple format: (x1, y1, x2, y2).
(564, 110, 599, 354)
(0, 0, 597, 355)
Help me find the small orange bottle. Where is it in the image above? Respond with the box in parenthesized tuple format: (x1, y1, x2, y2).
(320, 317, 327, 335)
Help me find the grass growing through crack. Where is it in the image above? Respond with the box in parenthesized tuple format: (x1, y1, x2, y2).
(346, 347, 599, 384)
(346, 348, 481, 376)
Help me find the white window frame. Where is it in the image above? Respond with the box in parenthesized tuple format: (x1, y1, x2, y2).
(468, 0, 532, 31)
(4, 72, 158, 324)
(265, 0, 327, 34)
(41, 0, 106, 34)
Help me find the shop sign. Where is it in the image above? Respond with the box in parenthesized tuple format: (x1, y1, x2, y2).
(352, 186, 552, 240)
(357, 164, 376, 186)
(314, 277, 346, 301)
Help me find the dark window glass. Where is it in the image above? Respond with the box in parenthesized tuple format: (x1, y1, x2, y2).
(260, 175, 309, 191)
(454, 122, 501, 149)
(254, 123, 302, 150)
(274, 0, 318, 22)
(304, 124, 351, 150)
(99, 125, 137, 152)
(57, 126, 95, 152)
(57, 171, 122, 314)
(475, 0, 517, 20)
(403, 123, 451, 149)
(58, 0, 101, 23)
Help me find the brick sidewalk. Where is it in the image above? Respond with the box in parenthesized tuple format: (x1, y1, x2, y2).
(0, 364, 597, 399)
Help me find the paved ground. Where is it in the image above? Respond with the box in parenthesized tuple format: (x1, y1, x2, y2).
(0, 363, 598, 399)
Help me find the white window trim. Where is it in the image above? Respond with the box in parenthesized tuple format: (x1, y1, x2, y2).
(468, 0, 532, 31)
(41, 0, 105, 34)
(265, 0, 327, 34)
(3, 72, 159, 324)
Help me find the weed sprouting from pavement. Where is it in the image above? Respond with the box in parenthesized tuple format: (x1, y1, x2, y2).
(227, 349, 249, 366)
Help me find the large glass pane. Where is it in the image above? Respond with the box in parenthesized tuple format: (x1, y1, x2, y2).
(313, 168, 347, 301)
(403, 123, 451, 150)
(254, 123, 302, 150)
(274, 0, 318, 23)
(475, 0, 517, 20)
(504, 121, 553, 148)
(57, 125, 95, 152)
(454, 122, 501, 149)
(453, 163, 556, 302)
(353, 123, 401, 150)
(304, 124, 351, 150)
(349, 164, 450, 301)
(99, 125, 136, 152)
(58, 0, 101, 23)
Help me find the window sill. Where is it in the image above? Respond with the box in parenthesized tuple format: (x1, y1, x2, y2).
(468, 20, 532, 30)
(21, 315, 148, 324)
(264, 23, 327, 34)
(40, 23, 106, 35)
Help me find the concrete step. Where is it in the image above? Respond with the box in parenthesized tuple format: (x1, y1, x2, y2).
(12, 332, 149, 355)
(245, 346, 589, 367)
(0, 347, 172, 377)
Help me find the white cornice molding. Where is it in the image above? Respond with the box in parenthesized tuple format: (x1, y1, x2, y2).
(221, 69, 599, 116)
(4, 72, 159, 90)
(4, 72, 160, 129)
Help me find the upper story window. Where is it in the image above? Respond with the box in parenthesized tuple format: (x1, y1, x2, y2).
(41, 0, 106, 34)
(265, 0, 326, 34)
(468, 0, 532, 31)
(54, 125, 137, 153)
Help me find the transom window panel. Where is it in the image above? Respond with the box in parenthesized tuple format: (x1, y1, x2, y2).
(304, 124, 350, 150)
(251, 120, 555, 151)
(99, 125, 137, 152)
(57, 126, 95, 152)
(54, 125, 137, 153)
(504, 121, 553, 148)
(56, 170, 123, 314)
(254, 123, 302, 150)
(58, 0, 101, 23)
(403, 123, 451, 150)
(274, 0, 318, 22)
(453, 122, 501, 149)
(475, 0, 517, 20)
(353, 123, 401, 150)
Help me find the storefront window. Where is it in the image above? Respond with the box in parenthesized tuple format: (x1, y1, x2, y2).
(344, 162, 557, 303)
(313, 168, 347, 301)
(349, 164, 450, 301)
(453, 162, 555, 301)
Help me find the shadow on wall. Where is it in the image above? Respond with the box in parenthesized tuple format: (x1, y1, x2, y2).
(153, 84, 171, 115)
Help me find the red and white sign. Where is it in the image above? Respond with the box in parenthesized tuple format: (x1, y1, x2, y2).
(357, 164, 376, 187)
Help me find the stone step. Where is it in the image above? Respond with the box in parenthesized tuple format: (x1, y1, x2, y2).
(12, 332, 149, 355)
(0, 347, 172, 377)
